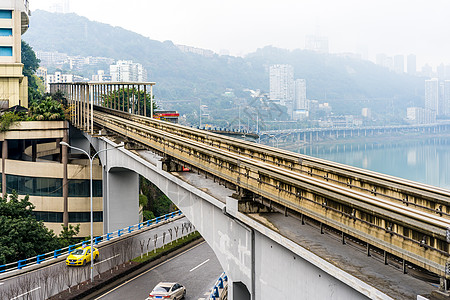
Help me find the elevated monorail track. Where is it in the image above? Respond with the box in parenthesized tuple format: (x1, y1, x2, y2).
(90, 106, 450, 278)
(95, 106, 450, 219)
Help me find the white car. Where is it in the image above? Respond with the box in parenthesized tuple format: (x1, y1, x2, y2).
(146, 282, 186, 300)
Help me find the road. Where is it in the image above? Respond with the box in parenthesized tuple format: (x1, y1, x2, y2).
(0, 216, 194, 299)
(95, 241, 223, 300)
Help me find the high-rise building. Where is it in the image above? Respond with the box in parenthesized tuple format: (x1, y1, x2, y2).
(437, 64, 445, 80)
(425, 78, 439, 114)
(444, 80, 450, 116)
(0, 1, 30, 109)
(407, 54, 416, 75)
(293, 79, 307, 120)
(393, 55, 404, 73)
(294, 79, 307, 110)
(421, 64, 433, 78)
(269, 64, 294, 107)
(406, 107, 436, 124)
(110, 60, 147, 82)
(376, 53, 393, 71)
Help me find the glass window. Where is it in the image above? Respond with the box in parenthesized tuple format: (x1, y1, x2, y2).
(0, 28, 12, 36)
(32, 211, 63, 223)
(5, 175, 101, 198)
(0, 46, 12, 56)
(0, 10, 12, 19)
(68, 179, 102, 197)
(68, 211, 103, 223)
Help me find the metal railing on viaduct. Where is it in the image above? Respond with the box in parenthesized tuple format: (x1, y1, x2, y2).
(51, 82, 450, 286)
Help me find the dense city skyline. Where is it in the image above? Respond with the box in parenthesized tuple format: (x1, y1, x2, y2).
(30, 0, 450, 69)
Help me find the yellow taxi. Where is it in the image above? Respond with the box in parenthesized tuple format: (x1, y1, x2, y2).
(65, 245, 99, 266)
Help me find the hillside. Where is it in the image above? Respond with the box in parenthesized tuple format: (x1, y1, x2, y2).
(24, 10, 425, 125)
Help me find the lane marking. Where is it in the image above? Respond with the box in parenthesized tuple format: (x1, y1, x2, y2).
(94, 241, 206, 299)
(189, 259, 210, 272)
(10, 286, 41, 300)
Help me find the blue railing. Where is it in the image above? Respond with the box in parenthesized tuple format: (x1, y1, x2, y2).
(0, 210, 183, 275)
(209, 272, 228, 299)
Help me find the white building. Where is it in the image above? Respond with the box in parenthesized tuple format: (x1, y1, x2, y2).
(406, 107, 436, 124)
(269, 64, 294, 107)
(361, 108, 371, 118)
(407, 54, 416, 75)
(110, 60, 147, 82)
(425, 78, 439, 114)
(91, 70, 111, 82)
(292, 79, 307, 120)
(444, 80, 450, 116)
(46, 72, 84, 92)
(393, 55, 404, 74)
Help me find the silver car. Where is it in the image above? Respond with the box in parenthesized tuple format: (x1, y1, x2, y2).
(146, 282, 186, 300)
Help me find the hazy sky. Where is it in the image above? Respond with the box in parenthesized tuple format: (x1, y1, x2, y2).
(29, 0, 450, 69)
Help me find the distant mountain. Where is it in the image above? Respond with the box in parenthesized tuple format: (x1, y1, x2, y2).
(24, 10, 424, 121)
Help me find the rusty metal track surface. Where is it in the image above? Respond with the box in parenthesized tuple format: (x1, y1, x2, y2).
(90, 107, 450, 277)
(94, 106, 450, 219)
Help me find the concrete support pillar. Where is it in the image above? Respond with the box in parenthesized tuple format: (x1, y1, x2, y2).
(104, 168, 139, 233)
(2, 140, 7, 197)
(62, 127, 69, 227)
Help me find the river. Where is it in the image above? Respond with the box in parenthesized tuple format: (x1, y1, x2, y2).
(285, 136, 450, 190)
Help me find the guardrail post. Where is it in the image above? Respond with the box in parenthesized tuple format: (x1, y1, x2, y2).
(54, 249, 61, 258)
(37, 254, 45, 264)
(107, 233, 112, 241)
(178, 210, 182, 215)
(224, 275, 228, 282)
(138, 223, 143, 230)
(68, 245, 75, 254)
(18, 260, 26, 270)
(171, 212, 175, 218)
(94, 236, 102, 245)
(218, 277, 223, 288)
(213, 286, 219, 297)
(128, 225, 134, 233)
(165, 214, 169, 220)
(118, 229, 123, 237)
(146, 220, 151, 226)
(156, 217, 160, 224)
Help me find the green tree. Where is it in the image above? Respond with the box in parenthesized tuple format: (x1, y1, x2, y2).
(28, 96, 66, 121)
(21, 40, 41, 103)
(58, 224, 80, 248)
(103, 88, 157, 117)
(0, 111, 24, 132)
(0, 191, 59, 265)
(140, 176, 176, 217)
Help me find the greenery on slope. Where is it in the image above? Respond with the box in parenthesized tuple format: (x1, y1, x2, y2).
(24, 10, 426, 126)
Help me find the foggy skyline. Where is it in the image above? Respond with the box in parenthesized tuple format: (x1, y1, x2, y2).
(30, 0, 450, 69)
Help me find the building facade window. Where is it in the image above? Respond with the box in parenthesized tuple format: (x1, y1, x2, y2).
(33, 211, 103, 223)
(0, 46, 13, 57)
(0, 28, 12, 36)
(5, 174, 102, 197)
(68, 179, 102, 197)
(0, 10, 12, 19)
(68, 211, 103, 223)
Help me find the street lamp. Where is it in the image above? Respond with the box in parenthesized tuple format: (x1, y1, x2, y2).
(60, 141, 124, 283)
